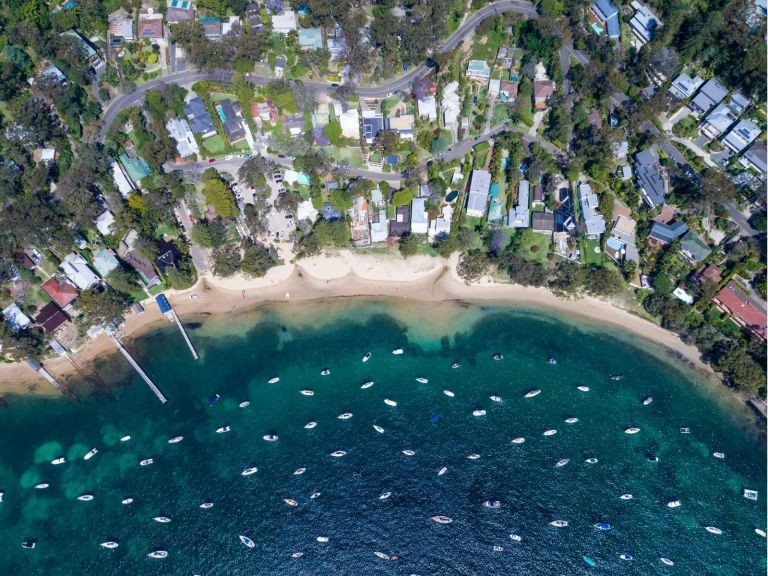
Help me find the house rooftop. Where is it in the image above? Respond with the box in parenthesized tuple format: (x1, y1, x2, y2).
(715, 281, 766, 339)
(649, 220, 688, 244)
(35, 301, 68, 333)
(668, 72, 704, 100)
(42, 278, 79, 307)
(532, 211, 554, 232)
(690, 78, 728, 115)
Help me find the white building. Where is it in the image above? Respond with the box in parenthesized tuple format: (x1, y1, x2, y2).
(166, 117, 200, 158)
(417, 95, 437, 121)
(429, 204, 453, 241)
(3, 303, 31, 331)
(629, 1, 663, 47)
(272, 10, 297, 34)
(668, 72, 704, 100)
(297, 199, 319, 223)
(411, 197, 428, 234)
(442, 81, 461, 128)
(577, 183, 606, 237)
(507, 180, 530, 228)
(94, 210, 116, 236)
(61, 253, 100, 290)
(111, 160, 135, 198)
(722, 120, 761, 154)
(339, 108, 360, 139)
(466, 169, 491, 217)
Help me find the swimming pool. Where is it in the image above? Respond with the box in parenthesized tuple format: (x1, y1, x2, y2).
(215, 104, 227, 122)
(606, 237, 624, 251)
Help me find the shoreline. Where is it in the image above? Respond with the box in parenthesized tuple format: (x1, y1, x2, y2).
(0, 251, 720, 399)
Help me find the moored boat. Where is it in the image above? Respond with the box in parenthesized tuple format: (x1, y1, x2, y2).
(239, 535, 255, 548)
(511, 437, 526, 444)
(241, 467, 258, 476)
(293, 468, 306, 475)
(304, 421, 317, 429)
(200, 502, 214, 509)
(554, 458, 570, 468)
(585, 458, 598, 464)
(120, 435, 131, 442)
(620, 494, 633, 500)
(153, 516, 171, 523)
(337, 413, 353, 420)
(744, 489, 758, 500)
(625, 427, 640, 434)
(642, 396, 653, 405)
(83, 448, 98, 460)
(77, 494, 94, 501)
(263, 434, 278, 442)
(148, 550, 168, 559)
(415, 377, 428, 384)
(34, 483, 49, 489)
(268, 377, 280, 384)
(300, 390, 314, 396)
(402, 450, 415, 456)
(712, 452, 725, 459)
(51, 457, 66, 465)
(705, 526, 722, 535)
(549, 520, 568, 527)
(320, 369, 330, 376)
(362, 352, 371, 362)
(472, 409, 486, 417)
(431, 515, 452, 524)
(215, 426, 231, 433)
(524, 389, 541, 398)
(316, 536, 329, 543)
(543, 429, 557, 436)
(667, 500, 681, 508)
(21, 541, 36, 549)
(208, 394, 220, 406)
(168, 436, 183, 444)
(437, 466, 448, 476)
(384, 399, 397, 407)
(564, 417, 578, 424)
(467, 453, 480, 460)
(239, 401, 250, 408)
(121, 498, 134, 505)
(100, 541, 119, 549)
(594, 522, 611, 530)
(451, 362, 461, 368)
(373, 425, 384, 433)
(443, 390, 455, 397)
(490, 395, 502, 402)
(391, 348, 404, 355)
(139, 458, 154, 466)
(577, 386, 590, 392)
(360, 381, 374, 389)
(330, 451, 346, 457)
(660, 557, 674, 566)
(283, 498, 298, 507)
(483, 500, 501, 509)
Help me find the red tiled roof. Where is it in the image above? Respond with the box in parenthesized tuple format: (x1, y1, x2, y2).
(715, 282, 766, 338)
(34, 301, 68, 333)
(41, 278, 79, 308)
(699, 264, 722, 284)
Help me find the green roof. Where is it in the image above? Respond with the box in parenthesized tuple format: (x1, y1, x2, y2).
(680, 231, 711, 262)
(119, 152, 151, 184)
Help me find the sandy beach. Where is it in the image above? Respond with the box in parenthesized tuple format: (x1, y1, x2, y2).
(0, 251, 716, 396)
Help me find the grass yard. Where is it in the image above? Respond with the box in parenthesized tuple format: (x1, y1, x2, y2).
(210, 92, 238, 103)
(581, 238, 603, 265)
(232, 139, 251, 151)
(381, 96, 401, 117)
(518, 230, 551, 265)
(202, 135, 227, 155)
(471, 30, 505, 62)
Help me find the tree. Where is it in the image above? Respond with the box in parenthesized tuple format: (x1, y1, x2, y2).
(500, 251, 548, 286)
(212, 244, 241, 277)
(686, 169, 736, 215)
(77, 289, 131, 325)
(584, 267, 624, 296)
(241, 241, 278, 277)
(713, 344, 765, 394)
(191, 218, 230, 248)
(375, 130, 400, 155)
(106, 267, 140, 296)
(238, 155, 276, 186)
(653, 272, 675, 295)
(204, 179, 239, 218)
(457, 249, 491, 283)
(549, 261, 585, 294)
(324, 119, 343, 146)
(391, 188, 414, 207)
(399, 232, 421, 257)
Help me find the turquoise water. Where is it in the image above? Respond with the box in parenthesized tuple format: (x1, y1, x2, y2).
(1, 301, 765, 575)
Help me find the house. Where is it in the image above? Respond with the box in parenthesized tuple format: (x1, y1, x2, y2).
(119, 152, 151, 189)
(166, 117, 201, 158)
(672, 287, 694, 305)
(389, 205, 411, 237)
(507, 180, 530, 228)
(61, 30, 105, 72)
(297, 199, 319, 224)
(39, 63, 68, 85)
(499, 80, 518, 102)
(648, 220, 688, 246)
(589, 0, 621, 39)
(125, 252, 159, 286)
(253, 99, 279, 124)
(466, 60, 491, 81)
(42, 278, 79, 308)
(33, 148, 56, 164)
(606, 215, 640, 263)
(531, 185, 544, 207)
(118, 229, 139, 258)
(739, 141, 767, 178)
(726, 91, 750, 115)
(272, 10, 297, 34)
(283, 113, 305, 138)
(700, 103, 738, 140)
(339, 108, 360, 139)
(167, 0, 195, 23)
(722, 120, 761, 154)
(554, 185, 576, 233)
(108, 10, 135, 45)
(634, 147, 668, 207)
(698, 264, 722, 285)
(442, 82, 461, 127)
(60, 253, 100, 290)
(388, 115, 414, 141)
(668, 72, 704, 100)
(680, 231, 711, 263)
(223, 16, 241, 36)
(429, 204, 453, 241)
(417, 95, 437, 121)
(411, 198, 428, 235)
(533, 80, 555, 111)
(94, 210, 116, 236)
(327, 25, 345, 60)
(629, 1, 662, 47)
(531, 212, 554, 234)
(362, 111, 387, 144)
(466, 169, 491, 217)
(156, 240, 180, 272)
(200, 17, 223, 40)
(34, 302, 68, 333)
(245, 2, 264, 30)
(689, 78, 728, 116)
(274, 56, 287, 78)
(299, 27, 323, 50)
(92, 249, 120, 277)
(349, 196, 371, 247)
(488, 79, 501, 98)
(3, 303, 31, 331)
(184, 97, 216, 137)
(138, 11, 164, 40)
(577, 183, 606, 237)
(216, 100, 247, 144)
(370, 208, 389, 242)
(321, 202, 341, 221)
(714, 281, 767, 340)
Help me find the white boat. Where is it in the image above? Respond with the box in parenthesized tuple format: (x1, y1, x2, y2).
(647, 455, 659, 462)
(0, 492, 3, 502)
(509, 534, 522, 542)
(543, 429, 557, 436)
(451, 362, 461, 368)
(642, 396, 653, 405)
(77, 494, 94, 501)
(316, 536, 329, 543)
(153, 516, 172, 523)
(51, 457, 66, 465)
(712, 452, 725, 459)
(121, 498, 133, 505)
(564, 417, 578, 424)
(148, 550, 168, 559)
(21, 541, 35, 549)
(443, 390, 455, 397)
(585, 458, 598, 464)
(320, 369, 330, 376)
(493, 545, 504, 552)
(374, 551, 389, 560)
(337, 413, 353, 420)
(239, 401, 250, 408)
(667, 500, 681, 508)
(330, 451, 347, 457)
(402, 450, 415, 456)
(483, 500, 501, 509)
(384, 399, 397, 407)
(577, 386, 590, 392)
(291, 552, 304, 558)
(549, 520, 568, 527)
(679, 427, 691, 434)
(415, 377, 428, 384)
(554, 458, 570, 468)
(467, 454, 480, 460)
(379, 492, 391, 500)
(493, 353, 504, 361)
(524, 389, 541, 398)
(511, 437, 526, 444)
(660, 558, 674, 566)
(168, 436, 183, 444)
(300, 390, 314, 396)
(310, 492, 321, 499)
(283, 498, 298, 507)
(120, 435, 131, 442)
(239, 535, 255, 548)
(35, 483, 49, 489)
(241, 467, 258, 476)
(490, 395, 502, 402)
(215, 426, 231, 433)
(263, 434, 278, 442)
(199, 502, 214, 509)
(431, 515, 452, 524)
(619, 554, 633, 561)
(84, 448, 98, 460)
(625, 427, 640, 434)
(100, 541, 119, 549)
(268, 377, 280, 384)
(755, 528, 767, 538)
(362, 352, 371, 362)
(293, 468, 306, 475)
(360, 381, 374, 389)
(392, 349, 404, 355)
(437, 466, 448, 476)
(472, 409, 486, 417)
(304, 421, 317, 429)
(620, 494, 633, 500)
(139, 458, 154, 466)
(373, 425, 384, 433)
(744, 489, 758, 501)
(705, 526, 722, 535)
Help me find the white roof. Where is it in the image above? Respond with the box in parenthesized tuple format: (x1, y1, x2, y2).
(111, 160, 134, 197)
(466, 170, 491, 216)
(669, 73, 704, 99)
(95, 210, 116, 236)
(272, 10, 297, 33)
(418, 95, 437, 120)
(339, 108, 360, 139)
(442, 81, 461, 126)
(297, 199, 319, 221)
(429, 204, 453, 240)
(61, 253, 100, 290)
(3, 303, 31, 331)
(166, 117, 200, 158)
(723, 119, 761, 153)
(411, 197, 428, 234)
(370, 210, 389, 242)
(38, 148, 56, 161)
(672, 287, 694, 304)
(222, 16, 240, 35)
(577, 183, 606, 236)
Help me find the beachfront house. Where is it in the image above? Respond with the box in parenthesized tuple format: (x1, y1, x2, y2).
(349, 196, 371, 247)
(507, 180, 530, 228)
(429, 205, 453, 241)
(531, 212, 554, 235)
(411, 198, 429, 235)
(466, 170, 491, 217)
(93, 249, 120, 277)
(714, 282, 767, 340)
(389, 205, 411, 237)
(589, 0, 620, 39)
(42, 278, 79, 309)
(34, 302, 69, 333)
(577, 183, 606, 238)
(3, 303, 32, 332)
(60, 253, 100, 290)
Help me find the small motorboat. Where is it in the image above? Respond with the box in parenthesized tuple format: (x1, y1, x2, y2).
(543, 429, 557, 436)
(268, 377, 280, 384)
(310, 492, 321, 499)
(373, 425, 384, 433)
(667, 500, 681, 508)
(100, 541, 119, 549)
(374, 551, 390, 559)
(437, 466, 448, 476)
(291, 552, 304, 558)
(293, 468, 306, 475)
(148, 550, 168, 559)
(304, 421, 317, 429)
(511, 437, 526, 444)
(467, 454, 480, 460)
(660, 557, 674, 566)
(208, 394, 220, 406)
(84, 448, 98, 460)
(415, 377, 429, 384)
(153, 516, 172, 523)
(712, 452, 725, 459)
(241, 467, 258, 476)
(610, 375, 624, 381)
(585, 458, 598, 464)
(577, 386, 590, 392)
(320, 369, 331, 376)
(384, 399, 397, 407)
(524, 389, 541, 398)
(679, 427, 691, 434)
(379, 492, 391, 500)
(316, 536, 329, 543)
(168, 436, 183, 444)
(200, 502, 214, 509)
(337, 413, 353, 420)
(239, 401, 250, 408)
(300, 390, 314, 396)
(0, 492, 3, 502)
(35, 483, 49, 489)
(362, 352, 372, 362)
(744, 489, 759, 501)
(330, 451, 347, 457)
(554, 458, 570, 468)
(564, 417, 578, 424)
(509, 534, 522, 542)
(755, 528, 767, 538)
(22, 540, 36, 549)
(263, 434, 278, 442)
(647, 455, 659, 462)
(705, 526, 722, 535)
(444, 390, 455, 397)
(431, 515, 452, 524)
(594, 522, 611, 530)
(583, 556, 596, 567)
(120, 435, 131, 442)
(549, 520, 568, 527)
(77, 494, 94, 502)
(490, 395, 502, 402)
(360, 381, 374, 389)
(642, 396, 653, 405)
(625, 427, 641, 434)
(121, 498, 133, 505)
(139, 458, 154, 466)
(215, 426, 231, 433)
(402, 450, 416, 456)
(472, 409, 486, 417)
(620, 494, 633, 500)
(493, 546, 504, 552)
(620, 554, 633, 561)
(483, 500, 501, 509)
(493, 353, 503, 361)
(239, 535, 255, 548)
(51, 457, 66, 465)
(451, 362, 461, 369)
(547, 358, 557, 365)
(283, 498, 298, 507)
(392, 349, 404, 355)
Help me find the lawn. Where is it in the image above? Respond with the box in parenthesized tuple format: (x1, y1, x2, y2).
(381, 96, 401, 117)
(518, 230, 551, 265)
(210, 92, 238, 103)
(581, 238, 603, 265)
(471, 29, 504, 62)
(202, 135, 227, 155)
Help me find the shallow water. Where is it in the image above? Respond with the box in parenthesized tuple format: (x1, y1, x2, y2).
(1, 301, 765, 575)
